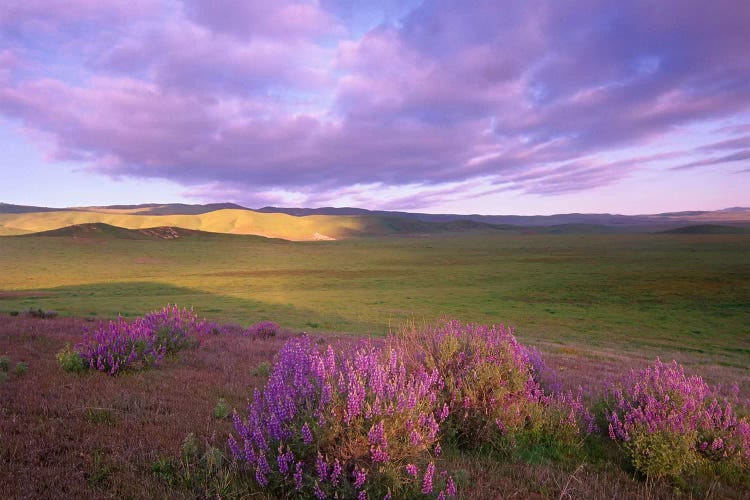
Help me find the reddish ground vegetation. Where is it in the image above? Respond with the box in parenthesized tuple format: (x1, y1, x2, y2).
(0, 314, 291, 498)
(1, 314, 747, 499)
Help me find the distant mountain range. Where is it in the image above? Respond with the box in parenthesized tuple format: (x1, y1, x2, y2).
(256, 205, 750, 226)
(1, 202, 749, 240)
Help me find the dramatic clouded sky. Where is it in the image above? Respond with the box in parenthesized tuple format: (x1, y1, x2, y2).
(1, 0, 749, 214)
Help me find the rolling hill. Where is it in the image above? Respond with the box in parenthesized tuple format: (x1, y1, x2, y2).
(0, 208, 512, 240)
(2, 202, 749, 240)
(659, 224, 750, 234)
(20, 223, 229, 240)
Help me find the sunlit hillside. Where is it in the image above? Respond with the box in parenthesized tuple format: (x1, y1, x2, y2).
(0, 208, 498, 240)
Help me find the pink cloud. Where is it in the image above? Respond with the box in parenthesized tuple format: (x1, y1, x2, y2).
(1, 0, 749, 209)
(0, 0, 158, 31)
(184, 0, 341, 41)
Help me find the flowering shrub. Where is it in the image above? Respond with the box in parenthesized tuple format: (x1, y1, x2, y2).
(230, 320, 601, 497)
(230, 335, 457, 498)
(75, 305, 211, 375)
(392, 320, 596, 458)
(142, 304, 209, 350)
(604, 359, 750, 479)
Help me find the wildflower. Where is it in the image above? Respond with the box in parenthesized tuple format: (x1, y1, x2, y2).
(302, 422, 313, 445)
(294, 461, 304, 490)
(330, 459, 342, 486)
(422, 462, 435, 494)
(354, 468, 367, 489)
(315, 452, 328, 481)
(446, 475, 457, 496)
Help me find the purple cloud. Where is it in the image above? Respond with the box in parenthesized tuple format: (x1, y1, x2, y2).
(184, 0, 340, 41)
(0, 0, 749, 209)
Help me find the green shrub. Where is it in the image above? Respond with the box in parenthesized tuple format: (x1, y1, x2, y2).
(153, 434, 245, 497)
(151, 458, 178, 485)
(85, 408, 117, 426)
(57, 344, 86, 373)
(628, 429, 698, 480)
(0, 356, 9, 371)
(251, 361, 271, 377)
(213, 398, 230, 420)
(88, 450, 113, 488)
(181, 433, 200, 461)
(13, 361, 27, 376)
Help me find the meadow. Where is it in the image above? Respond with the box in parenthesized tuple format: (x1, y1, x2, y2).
(1, 230, 750, 497)
(1, 230, 748, 369)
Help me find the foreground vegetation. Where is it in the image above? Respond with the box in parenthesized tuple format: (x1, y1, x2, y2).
(2, 309, 749, 498)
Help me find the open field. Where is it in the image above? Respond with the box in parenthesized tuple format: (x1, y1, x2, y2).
(2, 231, 750, 497)
(1, 231, 748, 371)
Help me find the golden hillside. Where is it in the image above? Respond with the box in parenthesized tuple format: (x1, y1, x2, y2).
(0, 209, 376, 240)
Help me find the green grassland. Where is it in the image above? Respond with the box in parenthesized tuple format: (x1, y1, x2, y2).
(1, 231, 748, 367)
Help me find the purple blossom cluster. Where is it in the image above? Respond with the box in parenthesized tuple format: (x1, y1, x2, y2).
(76, 305, 211, 374)
(229, 320, 603, 497)
(605, 358, 750, 477)
(230, 334, 458, 497)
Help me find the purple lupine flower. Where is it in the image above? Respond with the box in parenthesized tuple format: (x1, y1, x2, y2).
(227, 434, 240, 459)
(446, 475, 457, 496)
(301, 422, 313, 445)
(330, 459, 342, 485)
(422, 462, 435, 494)
(410, 430, 422, 446)
(314, 483, 327, 499)
(370, 446, 389, 463)
(315, 452, 328, 481)
(367, 421, 385, 445)
(255, 467, 268, 487)
(294, 461, 304, 490)
(277, 448, 294, 476)
(358, 491, 367, 500)
(405, 464, 419, 478)
(439, 403, 449, 422)
(353, 468, 367, 489)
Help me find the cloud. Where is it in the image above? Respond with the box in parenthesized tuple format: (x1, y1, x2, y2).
(1, 0, 749, 209)
(184, 0, 340, 41)
(0, 0, 159, 34)
(672, 150, 750, 171)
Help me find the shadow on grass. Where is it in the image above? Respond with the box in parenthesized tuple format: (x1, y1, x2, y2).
(0, 281, 356, 333)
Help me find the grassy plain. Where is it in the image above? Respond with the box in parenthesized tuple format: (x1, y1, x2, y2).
(2, 231, 750, 497)
(0, 231, 748, 372)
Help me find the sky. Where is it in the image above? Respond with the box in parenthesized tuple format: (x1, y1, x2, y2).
(0, 0, 749, 215)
